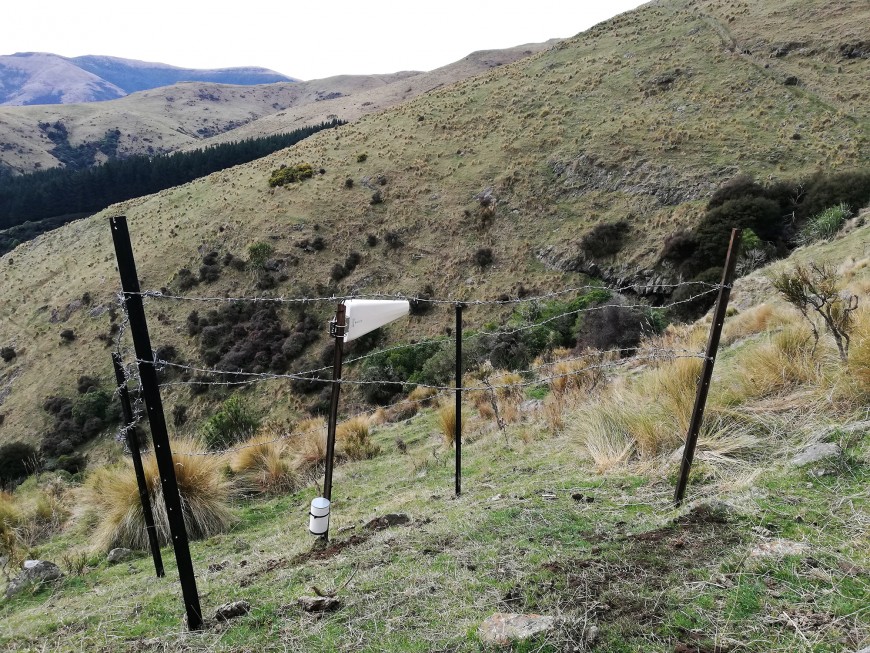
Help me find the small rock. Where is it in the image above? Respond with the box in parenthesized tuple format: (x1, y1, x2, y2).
(790, 443, 842, 468)
(5, 561, 63, 598)
(298, 595, 341, 612)
(479, 613, 556, 646)
(214, 600, 251, 621)
(107, 548, 135, 564)
(364, 513, 410, 531)
(519, 400, 542, 413)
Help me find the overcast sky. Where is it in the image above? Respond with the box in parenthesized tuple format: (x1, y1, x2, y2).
(6, 1, 647, 80)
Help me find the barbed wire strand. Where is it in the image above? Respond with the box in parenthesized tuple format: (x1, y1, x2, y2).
(124, 279, 723, 308)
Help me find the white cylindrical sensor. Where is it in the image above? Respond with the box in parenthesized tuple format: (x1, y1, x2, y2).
(309, 497, 330, 535)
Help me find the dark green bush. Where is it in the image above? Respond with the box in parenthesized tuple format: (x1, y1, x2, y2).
(1, 346, 15, 362)
(580, 220, 630, 258)
(473, 248, 494, 268)
(202, 395, 261, 450)
(268, 162, 314, 187)
(0, 441, 38, 485)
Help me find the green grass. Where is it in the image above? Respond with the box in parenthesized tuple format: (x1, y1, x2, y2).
(1, 405, 867, 651)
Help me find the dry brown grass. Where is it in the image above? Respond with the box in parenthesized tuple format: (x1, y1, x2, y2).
(735, 326, 827, 399)
(83, 438, 234, 551)
(337, 416, 380, 460)
(437, 403, 463, 447)
(847, 307, 870, 396)
(230, 430, 297, 495)
(570, 355, 705, 464)
(407, 386, 439, 405)
(292, 417, 328, 470)
(721, 303, 793, 346)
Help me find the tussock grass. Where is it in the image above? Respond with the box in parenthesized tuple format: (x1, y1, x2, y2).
(292, 417, 327, 471)
(436, 402, 462, 447)
(847, 307, 870, 396)
(721, 303, 793, 346)
(571, 356, 706, 464)
(337, 416, 380, 460)
(230, 430, 297, 496)
(83, 438, 234, 551)
(0, 491, 20, 557)
(735, 326, 827, 400)
(407, 386, 438, 405)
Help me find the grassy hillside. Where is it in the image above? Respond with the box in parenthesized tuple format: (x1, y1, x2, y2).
(0, 1, 868, 648)
(0, 43, 554, 176)
(1, 0, 867, 448)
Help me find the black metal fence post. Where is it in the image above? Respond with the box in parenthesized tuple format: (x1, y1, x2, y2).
(674, 228, 742, 507)
(455, 303, 463, 496)
(322, 303, 347, 539)
(112, 352, 164, 578)
(110, 216, 202, 629)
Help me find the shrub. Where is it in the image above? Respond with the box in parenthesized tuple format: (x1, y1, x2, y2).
(473, 248, 494, 268)
(771, 263, 858, 362)
(76, 375, 99, 394)
(384, 231, 402, 249)
(59, 329, 76, 342)
(0, 442, 38, 486)
(409, 284, 435, 316)
(370, 190, 383, 205)
(580, 220, 630, 258)
(268, 162, 314, 187)
(175, 268, 198, 291)
(0, 346, 15, 362)
(83, 438, 234, 551)
(202, 395, 262, 450)
(366, 233, 378, 247)
(356, 153, 368, 163)
(344, 178, 354, 189)
(576, 304, 657, 353)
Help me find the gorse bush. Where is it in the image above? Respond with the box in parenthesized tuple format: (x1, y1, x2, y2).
(268, 162, 314, 187)
(661, 169, 870, 281)
(202, 395, 262, 450)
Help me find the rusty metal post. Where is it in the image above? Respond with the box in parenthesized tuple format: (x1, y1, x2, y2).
(674, 228, 742, 506)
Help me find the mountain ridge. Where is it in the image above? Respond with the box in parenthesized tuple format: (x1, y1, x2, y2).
(0, 52, 294, 106)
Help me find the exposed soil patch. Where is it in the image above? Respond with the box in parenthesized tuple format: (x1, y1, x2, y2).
(290, 534, 372, 565)
(541, 505, 743, 636)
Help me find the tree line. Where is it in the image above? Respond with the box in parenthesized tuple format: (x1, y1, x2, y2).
(0, 119, 344, 234)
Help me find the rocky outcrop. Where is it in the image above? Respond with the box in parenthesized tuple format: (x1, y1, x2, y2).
(536, 245, 678, 298)
(550, 153, 720, 207)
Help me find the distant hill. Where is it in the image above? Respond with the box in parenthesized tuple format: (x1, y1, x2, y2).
(0, 43, 554, 175)
(0, 52, 294, 106)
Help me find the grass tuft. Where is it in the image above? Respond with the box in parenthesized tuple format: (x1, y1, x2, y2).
(83, 438, 234, 551)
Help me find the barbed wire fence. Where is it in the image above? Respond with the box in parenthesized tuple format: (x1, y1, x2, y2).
(112, 281, 719, 457)
(107, 216, 741, 629)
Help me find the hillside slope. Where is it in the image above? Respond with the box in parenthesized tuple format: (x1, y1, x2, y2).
(0, 0, 868, 447)
(0, 43, 554, 175)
